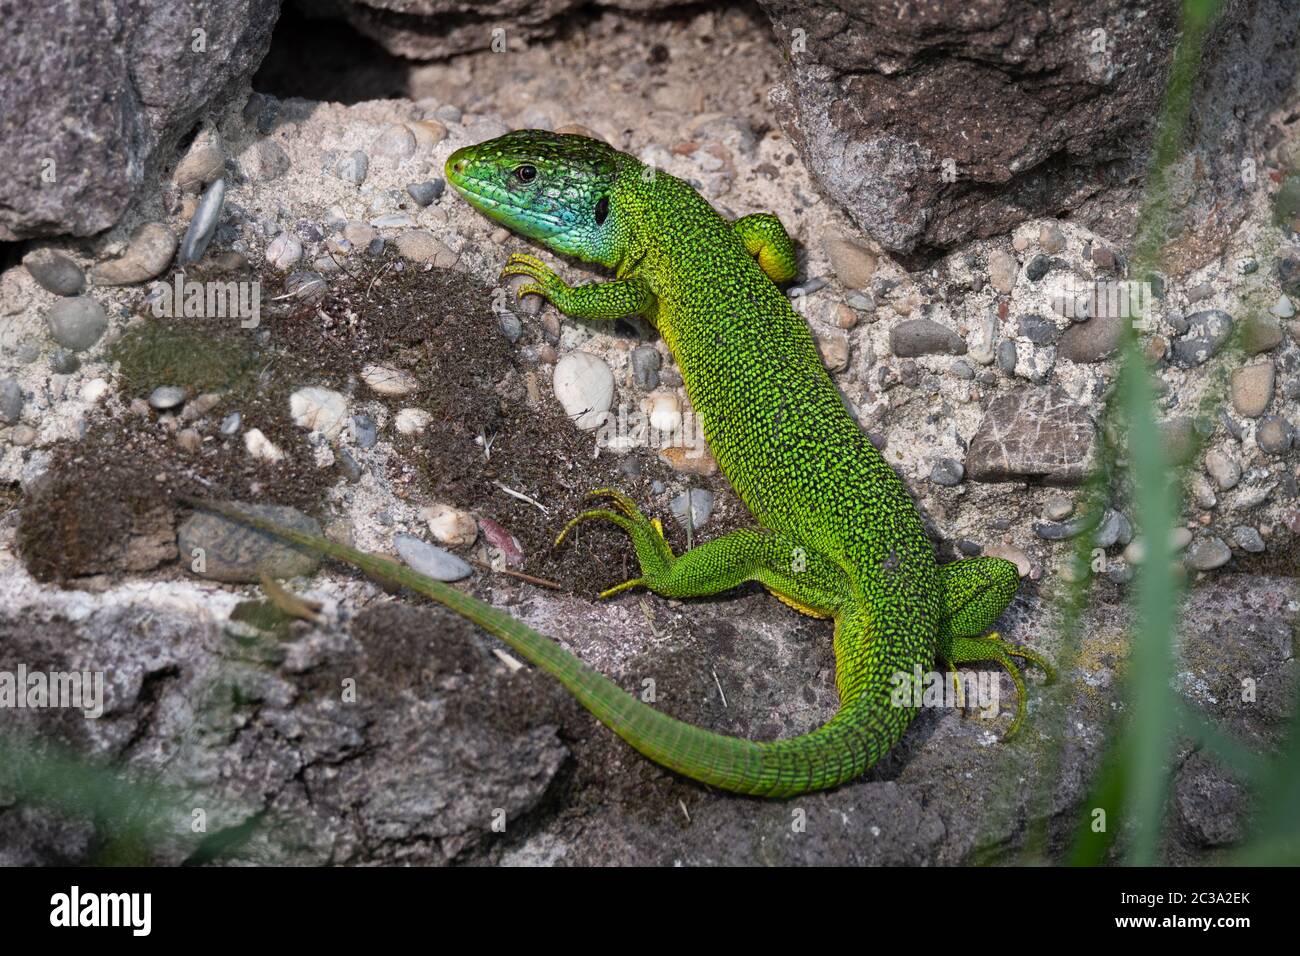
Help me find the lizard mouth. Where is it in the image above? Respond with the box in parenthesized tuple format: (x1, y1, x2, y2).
(444, 149, 567, 239)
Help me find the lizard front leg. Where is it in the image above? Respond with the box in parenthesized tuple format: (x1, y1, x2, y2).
(501, 253, 654, 320)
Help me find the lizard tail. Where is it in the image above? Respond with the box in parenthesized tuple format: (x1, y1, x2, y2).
(184, 499, 911, 797)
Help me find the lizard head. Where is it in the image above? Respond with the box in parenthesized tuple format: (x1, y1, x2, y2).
(446, 130, 626, 267)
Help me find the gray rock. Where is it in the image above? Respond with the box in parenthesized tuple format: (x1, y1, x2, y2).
(671, 489, 714, 529)
(1059, 312, 1124, 363)
(1033, 512, 1098, 541)
(1255, 416, 1293, 456)
(929, 458, 964, 486)
(1024, 254, 1050, 282)
(889, 318, 967, 357)
(50, 349, 80, 374)
(0, 0, 278, 240)
(335, 150, 370, 185)
(1017, 313, 1058, 345)
(394, 533, 473, 582)
(45, 297, 108, 351)
(1172, 310, 1234, 367)
(1186, 537, 1231, 571)
(1231, 526, 1265, 553)
(178, 178, 226, 266)
(498, 313, 523, 343)
(1094, 509, 1131, 549)
(995, 339, 1018, 374)
(23, 249, 85, 296)
(764, 0, 1297, 255)
(1174, 752, 1246, 847)
(1205, 449, 1241, 490)
(406, 179, 443, 206)
(631, 346, 661, 391)
(0, 379, 23, 425)
(219, 411, 242, 436)
(1277, 250, 1300, 299)
(178, 504, 323, 583)
(371, 124, 416, 159)
(351, 414, 378, 449)
(967, 387, 1097, 485)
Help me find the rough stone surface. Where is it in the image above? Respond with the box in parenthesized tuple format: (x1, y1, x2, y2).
(0, 0, 280, 239)
(176, 504, 322, 583)
(967, 387, 1097, 485)
(764, 0, 1300, 256)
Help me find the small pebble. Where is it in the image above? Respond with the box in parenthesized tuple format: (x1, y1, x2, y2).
(1230, 361, 1274, 418)
(406, 179, 444, 206)
(553, 351, 614, 430)
(1186, 537, 1231, 571)
(45, 296, 108, 351)
(148, 386, 187, 411)
(1205, 448, 1241, 490)
(1038, 222, 1065, 253)
(266, 232, 302, 271)
(631, 346, 661, 390)
(24, 249, 85, 296)
(929, 458, 964, 486)
(670, 488, 714, 529)
(219, 411, 242, 436)
(351, 413, 378, 448)
(51, 349, 81, 374)
(91, 222, 177, 285)
(480, 517, 525, 569)
(1042, 495, 1074, 521)
(1232, 526, 1265, 553)
(424, 504, 478, 546)
(1255, 416, 1293, 455)
(394, 534, 472, 581)
(362, 364, 419, 396)
(1024, 254, 1050, 281)
(244, 428, 284, 461)
(988, 250, 1018, 295)
(178, 178, 226, 266)
(890, 319, 967, 357)
(0, 379, 23, 425)
(289, 386, 348, 439)
(395, 408, 432, 435)
(335, 150, 370, 185)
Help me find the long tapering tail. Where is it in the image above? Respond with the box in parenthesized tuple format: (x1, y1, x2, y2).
(183, 499, 909, 797)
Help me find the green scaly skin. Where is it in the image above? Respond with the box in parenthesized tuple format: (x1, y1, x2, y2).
(190, 130, 1055, 797)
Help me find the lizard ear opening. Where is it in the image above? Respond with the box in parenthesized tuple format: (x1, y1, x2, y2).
(594, 195, 610, 226)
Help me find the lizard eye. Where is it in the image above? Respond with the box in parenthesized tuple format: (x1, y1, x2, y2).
(514, 164, 537, 183)
(594, 195, 609, 225)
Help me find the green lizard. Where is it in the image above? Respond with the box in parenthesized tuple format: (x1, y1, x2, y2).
(191, 129, 1053, 797)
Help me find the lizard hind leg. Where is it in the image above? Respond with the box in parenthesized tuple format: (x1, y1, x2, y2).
(732, 213, 799, 283)
(935, 556, 1055, 737)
